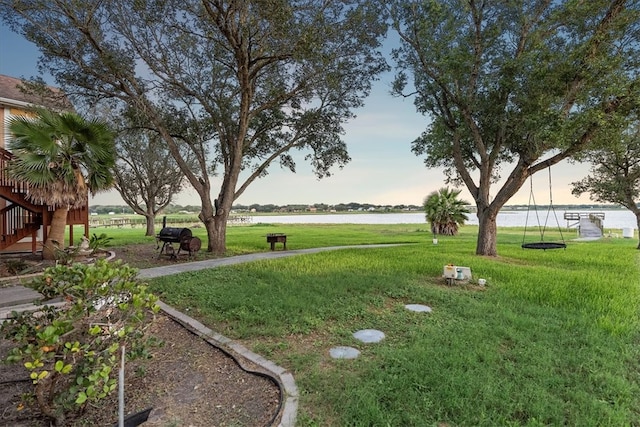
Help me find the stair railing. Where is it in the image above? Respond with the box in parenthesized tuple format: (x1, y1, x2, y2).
(0, 147, 30, 196)
(0, 203, 41, 247)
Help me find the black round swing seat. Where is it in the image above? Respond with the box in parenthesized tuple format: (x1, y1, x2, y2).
(521, 242, 567, 250)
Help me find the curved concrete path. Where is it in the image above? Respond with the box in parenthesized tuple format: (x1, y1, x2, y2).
(138, 244, 407, 279)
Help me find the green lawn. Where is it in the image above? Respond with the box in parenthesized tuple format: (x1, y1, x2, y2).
(103, 224, 640, 426)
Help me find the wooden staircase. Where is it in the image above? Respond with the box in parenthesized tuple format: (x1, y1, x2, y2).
(0, 147, 89, 253)
(0, 204, 41, 249)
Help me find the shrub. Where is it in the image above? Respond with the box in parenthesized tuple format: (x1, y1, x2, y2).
(423, 187, 471, 236)
(0, 259, 159, 425)
(89, 232, 113, 253)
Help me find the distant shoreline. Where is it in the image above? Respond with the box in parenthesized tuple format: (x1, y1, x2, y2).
(244, 206, 630, 216)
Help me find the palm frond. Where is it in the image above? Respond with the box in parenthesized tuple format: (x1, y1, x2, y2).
(6, 109, 116, 209)
(423, 187, 471, 236)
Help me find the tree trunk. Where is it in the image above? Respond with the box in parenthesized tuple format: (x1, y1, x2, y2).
(635, 212, 640, 250)
(200, 190, 235, 254)
(35, 374, 64, 425)
(470, 161, 530, 256)
(43, 207, 69, 260)
(199, 202, 218, 253)
(476, 208, 499, 256)
(212, 213, 228, 254)
(144, 213, 155, 236)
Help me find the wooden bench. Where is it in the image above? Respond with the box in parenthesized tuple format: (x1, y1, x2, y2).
(266, 233, 287, 251)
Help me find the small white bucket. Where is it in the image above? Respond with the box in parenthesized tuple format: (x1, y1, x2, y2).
(622, 228, 634, 239)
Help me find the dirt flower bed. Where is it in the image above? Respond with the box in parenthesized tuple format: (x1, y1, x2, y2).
(0, 313, 281, 426)
(0, 246, 283, 426)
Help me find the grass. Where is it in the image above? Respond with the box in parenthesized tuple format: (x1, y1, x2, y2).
(77, 222, 429, 253)
(93, 223, 640, 425)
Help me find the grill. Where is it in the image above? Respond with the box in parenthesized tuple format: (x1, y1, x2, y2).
(157, 225, 201, 258)
(158, 227, 192, 243)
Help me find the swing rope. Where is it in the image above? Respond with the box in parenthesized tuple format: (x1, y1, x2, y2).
(521, 167, 566, 250)
(546, 167, 566, 244)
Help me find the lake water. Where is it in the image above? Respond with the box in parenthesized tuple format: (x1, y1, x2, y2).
(250, 210, 638, 230)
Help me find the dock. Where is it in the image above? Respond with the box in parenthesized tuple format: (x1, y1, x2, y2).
(564, 212, 604, 239)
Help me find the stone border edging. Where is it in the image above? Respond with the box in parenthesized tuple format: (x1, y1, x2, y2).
(157, 300, 298, 427)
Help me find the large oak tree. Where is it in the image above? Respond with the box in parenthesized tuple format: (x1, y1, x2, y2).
(0, 0, 388, 253)
(389, 0, 639, 256)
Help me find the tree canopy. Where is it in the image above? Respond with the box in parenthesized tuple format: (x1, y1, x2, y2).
(389, 0, 640, 255)
(0, 0, 388, 253)
(112, 123, 197, 236)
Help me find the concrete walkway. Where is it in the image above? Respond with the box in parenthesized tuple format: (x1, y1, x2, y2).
(0, 287, 66, 320)
(138, 244, 406, 279)
(1, 244, 403, 313)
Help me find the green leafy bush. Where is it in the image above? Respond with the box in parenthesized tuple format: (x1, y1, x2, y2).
(89, 232, 113, 253)
(0, 260, 159, 425)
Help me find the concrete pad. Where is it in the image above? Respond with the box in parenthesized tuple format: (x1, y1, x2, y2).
(353, 329, 385, 343)
(329, 346, 360, 359)
(405, 304, 432, 313)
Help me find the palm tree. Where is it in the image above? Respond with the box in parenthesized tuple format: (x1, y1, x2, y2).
(7, 109, 115, 260)
(424, 187, 471, 236)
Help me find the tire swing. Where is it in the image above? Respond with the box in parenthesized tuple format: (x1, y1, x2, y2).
(521, 167, 566, 250)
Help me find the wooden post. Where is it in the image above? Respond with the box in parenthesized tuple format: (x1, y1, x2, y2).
(31, 228, 37, 253)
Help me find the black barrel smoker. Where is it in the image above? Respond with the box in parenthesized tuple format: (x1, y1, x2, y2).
(156, 217, 201, 258)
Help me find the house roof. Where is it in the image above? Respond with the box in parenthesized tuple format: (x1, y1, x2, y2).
(0, 74, 72, 110)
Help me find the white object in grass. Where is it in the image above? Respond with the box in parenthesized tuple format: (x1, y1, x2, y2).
(353, 329, 385, 343)
(405, 304, 432, 313)
(329, 346, 360, 359)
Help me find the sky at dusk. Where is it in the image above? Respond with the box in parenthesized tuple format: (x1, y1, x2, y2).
(0, 24, 593, 207)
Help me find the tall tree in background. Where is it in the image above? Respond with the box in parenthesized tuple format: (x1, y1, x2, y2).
(0, 0, 388, 253)
(113, 127, 196, 236)
(7, 109, 115, 260)
(572, 120, 640, 249)
(389, 0, 639, 256)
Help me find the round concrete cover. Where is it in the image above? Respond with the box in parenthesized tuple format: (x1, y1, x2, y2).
(405, 304, 432, 313)
(353, 329, 385, 343)
(329, 346, 361, 359)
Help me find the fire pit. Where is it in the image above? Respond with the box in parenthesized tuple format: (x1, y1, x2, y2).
(157, 227, 201, 259)
(266, 233, 287, 251)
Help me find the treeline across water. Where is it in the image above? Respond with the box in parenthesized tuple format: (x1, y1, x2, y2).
(89, 202, 423, 215)
(89, 203, 631, 216)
